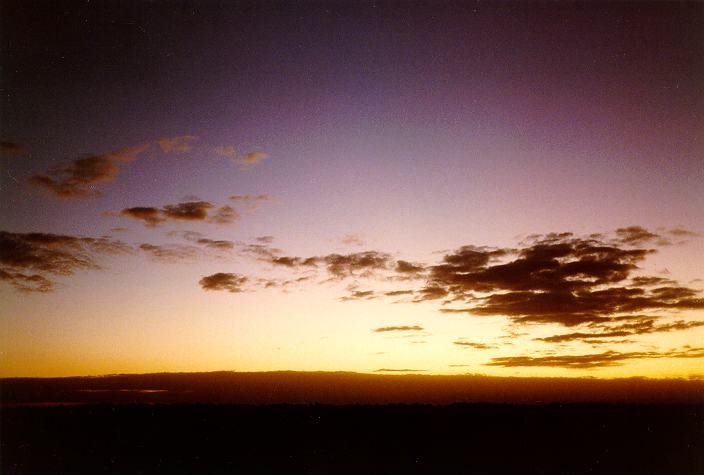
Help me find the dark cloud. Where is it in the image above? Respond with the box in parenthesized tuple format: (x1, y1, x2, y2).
(0, 231, 131, 292)
(373, 325, 424, 333)
(256, 236, 274, 244)
(485, 347, 704, 369)
(270, 256, 319, 268)
(630, 276, 675, 287)
(615, 226, 670, 246)
(199, 273, 247, 293)
(119, 201, 234, 227)
(323, 251, 394, 278)
(422, 231, 703, 326)
(0, 141, 27, 156)
(384, 290, 415, 297)
(29, 144, 150, 199)
(161, 201, 213, 221)
(454, 340, 498, 350)
(120, 207, 165, 227)
(395, 260, 426, 274)
(537, 318, 704, 343)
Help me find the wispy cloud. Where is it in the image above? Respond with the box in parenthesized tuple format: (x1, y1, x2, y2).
(158, 135, 197, 154)
(454, 340, 498, 350)
(485, 347, 704, 369)
(373, 325, 424, 333)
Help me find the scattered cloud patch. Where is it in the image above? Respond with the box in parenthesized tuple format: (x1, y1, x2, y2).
(29, 143, 150, 199)
(120, 207, 165, 227)
(199, 273, 248, 293)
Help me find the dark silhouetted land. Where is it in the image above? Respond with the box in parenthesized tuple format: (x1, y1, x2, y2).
(2, 372, 703, 473)
(2, 371, 704, 405)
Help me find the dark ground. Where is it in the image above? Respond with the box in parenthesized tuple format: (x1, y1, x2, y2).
(2, 403, 703, 474)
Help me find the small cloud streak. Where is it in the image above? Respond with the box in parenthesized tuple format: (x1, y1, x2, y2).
(485, 347, 704, 369)
(373, 325, 424, 333)
(236, 151, 269, 167)
(454, 340, 498, 350)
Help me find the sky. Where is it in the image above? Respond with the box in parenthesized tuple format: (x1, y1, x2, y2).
(1, 1, 703, 378)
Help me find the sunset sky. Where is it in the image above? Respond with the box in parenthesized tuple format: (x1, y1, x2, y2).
(1, 1, 703, 379)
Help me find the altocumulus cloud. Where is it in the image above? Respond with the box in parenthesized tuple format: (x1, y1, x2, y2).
(201, 227, 703, 358)
(29, 143, 150, 199)
(0, 231, 131, 292)
(118, 201, 238, 227)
